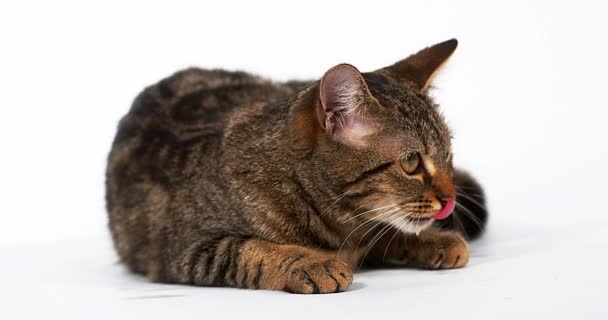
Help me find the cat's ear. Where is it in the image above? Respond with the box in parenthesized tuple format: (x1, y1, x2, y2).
(319, 64, 377, 148)
(382, 38, 458, 92)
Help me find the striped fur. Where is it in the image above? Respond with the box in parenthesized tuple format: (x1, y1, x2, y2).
(106, 39, 487, 293)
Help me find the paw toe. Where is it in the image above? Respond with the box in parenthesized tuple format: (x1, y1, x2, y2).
(286, 258, 352, 294)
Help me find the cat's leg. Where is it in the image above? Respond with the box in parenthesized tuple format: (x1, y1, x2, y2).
(168, 236, 353, 293)
(361, 228, 469, 269)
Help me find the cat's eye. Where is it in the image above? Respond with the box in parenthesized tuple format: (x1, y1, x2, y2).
(400, 153, 421, 174)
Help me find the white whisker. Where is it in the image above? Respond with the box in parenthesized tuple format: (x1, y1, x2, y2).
(455, 201, 483, 228)
(337, 206, 398, 257)
(360, 213, 403, 267)
(320, 191, 350, 217)
(456, 190, 486, 211)
(383, 217, 408, 262)
(354, 208, 401, 252)
(342, 203, 398, 223)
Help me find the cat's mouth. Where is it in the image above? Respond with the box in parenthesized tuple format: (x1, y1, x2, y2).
(432, 197, 456, 220)
(404, 197, 456, 224)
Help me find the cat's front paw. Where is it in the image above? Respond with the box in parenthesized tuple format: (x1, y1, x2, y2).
(407, 230, 469, 269)
(285, 258, 353, 294)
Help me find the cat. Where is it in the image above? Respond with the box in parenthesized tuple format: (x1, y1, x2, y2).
(106, 39, 487, 294)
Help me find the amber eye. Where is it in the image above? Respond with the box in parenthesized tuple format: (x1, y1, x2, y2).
(400, 153, 420, 174)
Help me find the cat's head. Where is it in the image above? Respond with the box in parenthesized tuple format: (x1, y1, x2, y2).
(292, 39, 458, 234)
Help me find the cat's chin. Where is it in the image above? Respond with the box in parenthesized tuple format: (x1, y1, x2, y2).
(392, 218, 435, 236)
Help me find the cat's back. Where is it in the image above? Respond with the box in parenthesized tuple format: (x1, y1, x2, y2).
(107, 67, 304, 213)
(107, 68, 300, 181)
(106, 67, 308, 213)
(118, 67, 295, 138)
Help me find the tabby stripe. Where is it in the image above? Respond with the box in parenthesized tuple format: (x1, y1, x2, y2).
(291, 176, 322, 217)
(188, 240, 214, 284)
(225, 239, 246, 286)
(251, 260, 264, 290)
(238, 265, 250, 288)
(279, 254, 306, 273)
(192, 253, 210, 285)
(189, 236, 224, 285)
(177, 240, 200, 283)
(176, 146, 191, 172)
(345, 188, 378, 199)
(209, 238, 234, 285)
(221, 239, 238, 285)
(201, 241, 222, 283)
(342, 162, 393, 188)
(223, 237, 249, 286)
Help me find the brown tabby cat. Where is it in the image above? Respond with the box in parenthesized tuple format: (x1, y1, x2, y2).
(106, 39, 487, 294)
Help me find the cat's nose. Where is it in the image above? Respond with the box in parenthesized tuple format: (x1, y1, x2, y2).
(433, 197, 456, 220)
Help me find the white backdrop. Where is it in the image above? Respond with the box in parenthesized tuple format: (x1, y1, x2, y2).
(1, 0, 607, 319)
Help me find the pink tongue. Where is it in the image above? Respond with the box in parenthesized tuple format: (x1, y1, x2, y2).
(432, 198, 456, 220)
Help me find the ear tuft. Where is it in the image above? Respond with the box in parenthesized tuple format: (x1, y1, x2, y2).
(382, 38, 458, 92)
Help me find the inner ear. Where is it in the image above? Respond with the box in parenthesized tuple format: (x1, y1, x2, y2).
(319, 64, 378, 148)
(381, 38, 458, 92)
